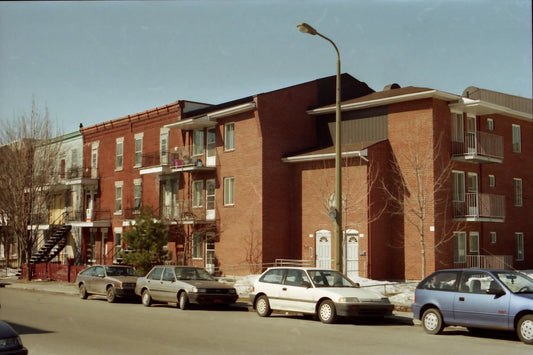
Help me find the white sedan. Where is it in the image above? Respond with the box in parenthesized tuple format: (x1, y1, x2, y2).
(249, 267, 394, 324)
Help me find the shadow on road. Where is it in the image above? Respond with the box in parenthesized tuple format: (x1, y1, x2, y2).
(5, 321, 54, 335)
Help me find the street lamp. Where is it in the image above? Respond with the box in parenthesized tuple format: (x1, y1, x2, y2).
(297, 22, 343, 272)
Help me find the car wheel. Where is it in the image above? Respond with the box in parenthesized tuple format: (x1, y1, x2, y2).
(422, 308, 444, 335)
(106, 286, 117, 303)
(79, 284, 88, 299)
(318, 300, 337, 324)
(517, 314, 533, 344)
(179, 292, 190, 310)
(142, 289, 152, 307)
(255, 295, 272, 317)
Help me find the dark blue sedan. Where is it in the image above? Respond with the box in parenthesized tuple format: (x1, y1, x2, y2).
(412, 269, 533, 344)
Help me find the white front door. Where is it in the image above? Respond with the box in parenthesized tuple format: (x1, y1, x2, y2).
(206, 128, 216, 167)
(205, 235, 215, 274)
(315, 230, 331, 269)
(206, 179, 215, 220)
(466, 115, 477, 154)
(345, 230, 359, 280)
(467, 173, 478, 216)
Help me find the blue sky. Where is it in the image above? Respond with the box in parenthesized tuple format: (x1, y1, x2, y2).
(1, 0, 531, 133)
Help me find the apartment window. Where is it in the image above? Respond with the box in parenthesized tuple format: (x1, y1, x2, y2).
(516, 232, 524, 261)
(514, 178, 523, 206)
(512, 124, 521, 153)
(134, 133, 143, 167)
(451, 112, 464, 142)
(452, 171, 465, 202)
(134, 178, 142, 212)
(469, 233, 479, 255)
(488, 175, 495, 188)
(192, 180, 204, 207)
(486, 118, 494, 131)
(91, 142, 99, 178)
(116, 138, 124, 171)
(225, 122, 235, 151)
(115, 181, 123, 214)
(224, 177, 234, 206)
(192, 233, 203, 259)
(114, 228, 122, 248)
(453, 232, 466, 263)
(160, 128, 169, 165)
(490, 232, 497, 244)
(193, 130, 204, 156)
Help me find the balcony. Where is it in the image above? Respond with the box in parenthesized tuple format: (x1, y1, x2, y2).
(159, 200, 215, 224)
(140, 146, 216, 175)
(452, 131, 503, 163)
(454, 254, 512, 270)
(453, 193, 505, 222)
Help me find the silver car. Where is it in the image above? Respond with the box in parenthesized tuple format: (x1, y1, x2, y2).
(135, 266, 238, 309)
(75, 265, 139, 303)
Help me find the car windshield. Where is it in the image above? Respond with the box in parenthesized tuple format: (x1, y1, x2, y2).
(494, 271, 533, 294)
(105, 266, 138, 277)
(175, 267, 214, 281)
(308, 270, 355, 288)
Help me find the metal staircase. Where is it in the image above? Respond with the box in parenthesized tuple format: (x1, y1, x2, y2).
(30, 224, 72, 264)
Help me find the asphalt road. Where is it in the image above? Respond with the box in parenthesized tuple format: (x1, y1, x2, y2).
(1, 288, 531, 354)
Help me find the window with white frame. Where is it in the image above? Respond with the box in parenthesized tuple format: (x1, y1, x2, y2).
(225, 122, 235, 151)
(160, 128, 169, 165)
(224, 177, 234, 206)
(91, 142, 99, 178)
(453, 232, 466, 263)
(451, 112, 464, 142)
(192, 180, 204, 207)
(134, 178, 142, 212)
(116, 137, 124, 171)
(192, 233, 203, 259)
(488, 175, 495, 188)
(516, 232, 524, 261)
(452, 171, 465, 202)
(514, 178, 523, 206)
(490, 232, 497, 244)
(134, 133, 143, 167)
(487, 118, 494, 131)
(115, 181, 123, 214)
(193, 130, 204, 156)
(512, 124, 521, 153)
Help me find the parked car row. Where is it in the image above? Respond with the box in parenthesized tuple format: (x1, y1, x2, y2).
(75, 265, 238, 308)
(75, 265, 533, 345)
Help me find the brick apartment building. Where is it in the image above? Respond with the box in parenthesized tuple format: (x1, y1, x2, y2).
(16, 75, 531, 281)
(286, 85, 532, 280)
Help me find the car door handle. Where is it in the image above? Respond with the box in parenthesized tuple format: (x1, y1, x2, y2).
(459, 297, 465, 301)
(282, 287, 287, 291)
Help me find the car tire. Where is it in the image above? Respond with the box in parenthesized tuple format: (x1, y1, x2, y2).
(106, 286, 117, 303)
(256, 295, 272, 317)
(179, 292, 190, 310)
(517, 314, 533, 344)
(422, 308, 444, 335)
(318, 300, 337, 324)
(79, 284, 88, 300)
(142, 289, 152, 307)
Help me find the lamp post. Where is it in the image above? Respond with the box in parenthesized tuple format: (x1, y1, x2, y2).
(297, 22, 343, 272)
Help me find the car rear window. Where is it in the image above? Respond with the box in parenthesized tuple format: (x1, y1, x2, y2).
(419, 271, 459, 291)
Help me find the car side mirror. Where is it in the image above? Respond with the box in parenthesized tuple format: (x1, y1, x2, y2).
(301, 281, 311, 288)
(486, 288, 505, 297)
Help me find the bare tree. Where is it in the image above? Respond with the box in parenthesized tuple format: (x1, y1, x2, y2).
(0, 101, 61, 280)
(381, 127, 455, 278)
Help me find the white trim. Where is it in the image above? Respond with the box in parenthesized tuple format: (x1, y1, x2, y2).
(207, 102, 256, 119)
(165, 102, 256, 129)
(450, 98, 532, 121)
(307, 90, 459, 115)
(282, 149, 368, 163)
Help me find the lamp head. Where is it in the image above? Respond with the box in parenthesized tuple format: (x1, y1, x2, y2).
(297, 22, 317, 36)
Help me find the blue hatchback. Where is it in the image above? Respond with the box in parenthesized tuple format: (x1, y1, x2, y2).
(412, 269, 533, 344)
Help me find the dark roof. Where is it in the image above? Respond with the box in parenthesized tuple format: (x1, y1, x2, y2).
(284, 140, 387, 160)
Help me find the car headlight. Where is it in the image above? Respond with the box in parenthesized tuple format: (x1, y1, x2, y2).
(196, 288, 207, 293)
(229, 289, 236, 294)
(338, 297, 360, 303)
(0, 335, 23, 350)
